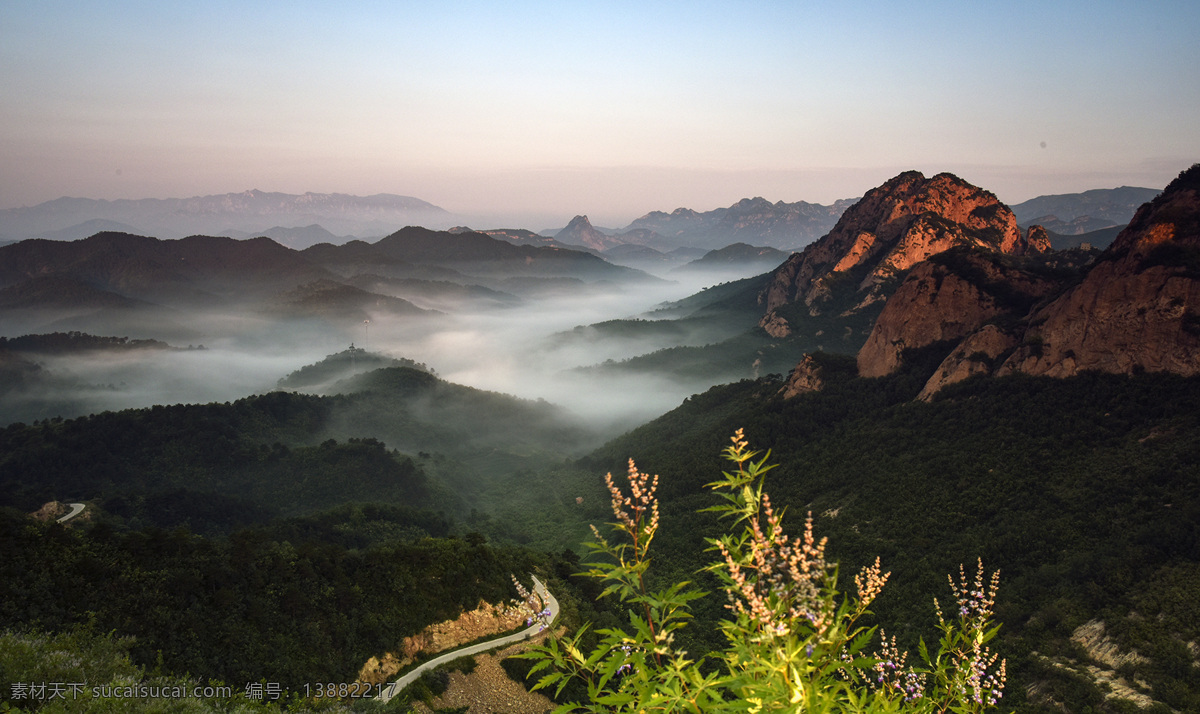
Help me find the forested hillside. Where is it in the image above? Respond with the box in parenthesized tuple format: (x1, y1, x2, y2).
(1, 509, 544, 690)
(575, 359, 1200, 712)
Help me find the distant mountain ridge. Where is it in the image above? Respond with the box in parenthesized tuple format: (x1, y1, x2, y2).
(0, 190, 456, 244)
(624, 196, 859, 251)
(0, 225, 662, 337)
(1010, 186, 1158, 234)
(5, 186, 1159, 253)
(672, 243, 791, 275)
(541, 198, 857, 254)
(219, 224, 352, 248)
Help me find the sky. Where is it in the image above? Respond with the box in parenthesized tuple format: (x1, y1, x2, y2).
(2, 0, 1198, 228)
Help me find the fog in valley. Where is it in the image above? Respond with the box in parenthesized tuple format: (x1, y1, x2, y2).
(0, 263, 761, 444)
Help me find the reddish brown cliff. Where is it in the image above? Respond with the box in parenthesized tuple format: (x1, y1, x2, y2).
(910, 164, 1200, 397)
(918, 325, 1021, 399)
(856, 250, 1058, 377)
(758, 171, 1046, 337)
(996, 165, 1200, 379)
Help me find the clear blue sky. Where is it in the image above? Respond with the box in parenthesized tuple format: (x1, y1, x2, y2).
(2, 0, 1197, 226)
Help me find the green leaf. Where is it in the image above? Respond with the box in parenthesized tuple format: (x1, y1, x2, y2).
(533, 672, 562, 691)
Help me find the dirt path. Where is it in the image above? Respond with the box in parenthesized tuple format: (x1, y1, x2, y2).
(377, 575, 559, 705)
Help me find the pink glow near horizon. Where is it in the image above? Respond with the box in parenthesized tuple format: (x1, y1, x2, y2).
(1, 1, 1197, 228)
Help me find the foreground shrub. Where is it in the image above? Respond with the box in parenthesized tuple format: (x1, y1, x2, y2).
(520, 430, 1007, 712)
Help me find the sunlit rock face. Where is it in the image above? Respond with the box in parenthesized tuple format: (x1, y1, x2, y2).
(865, 164, 1200, 398)
(857, 251, 1059, 378)
(779, 354, 825, 399)
(757, 171, 1045, 337)
(997, 165, 1200, 379)
(918, 324, 1020, 400)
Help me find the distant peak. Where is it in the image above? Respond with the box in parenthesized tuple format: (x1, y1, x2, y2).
(565, 215, 592, 227)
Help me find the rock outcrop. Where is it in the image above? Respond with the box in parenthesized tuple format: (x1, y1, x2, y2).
(858, 249, 1059, 378)
(30, 501, 69, 522)
(867, 164, 1200, 397)
(995, 165, 1200, 379)
(758, 171, 1047, 338)
(779, 354, 826, 398)
(917, 325, 1020, 399)
(357, 599, 526, 685)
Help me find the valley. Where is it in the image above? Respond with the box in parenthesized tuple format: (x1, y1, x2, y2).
(1, 170, 1198, 713)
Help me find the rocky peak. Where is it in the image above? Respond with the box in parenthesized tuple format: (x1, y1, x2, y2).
(555, 215, 622, 251)
(890, 164, 1200, 397)
(1025, 224, 1052, 253)
(732, 197, 776, 210)
(757, 171, 1041, 337)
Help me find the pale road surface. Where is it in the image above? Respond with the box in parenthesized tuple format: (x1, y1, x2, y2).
(376, 575, 559, 704)
(57, 503, 85, 523)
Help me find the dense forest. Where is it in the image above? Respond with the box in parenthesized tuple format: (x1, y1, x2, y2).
(3, 347, 1199, 711)
(0, 508, 544, 690)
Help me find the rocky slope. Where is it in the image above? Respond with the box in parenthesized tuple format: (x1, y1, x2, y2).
(758, 171, 1049, 339)
(857, 249, 1061, 377)
(994, 165, 1200, 380)
(356, 599, 526, 685)
(847, 165, 1200, 397)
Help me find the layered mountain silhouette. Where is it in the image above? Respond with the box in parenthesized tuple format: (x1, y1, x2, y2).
(624, 196, 858, 251)
(0, 225, 661, 336)
(1010, 186, 1159, 234)
(0, 232, 335, 308)
(0, 190, 456, 244)
(541, 198, 857, 255)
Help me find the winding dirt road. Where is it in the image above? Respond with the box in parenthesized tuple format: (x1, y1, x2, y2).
(376, 575, 558, 704)
(57, 503, 85, 523)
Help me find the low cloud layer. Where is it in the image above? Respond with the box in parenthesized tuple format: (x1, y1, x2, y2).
(2, 267, 760, 441)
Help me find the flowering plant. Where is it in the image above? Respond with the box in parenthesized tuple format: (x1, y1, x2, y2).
(519, 430, 1007, 712)
(512, 574, 554, 632)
